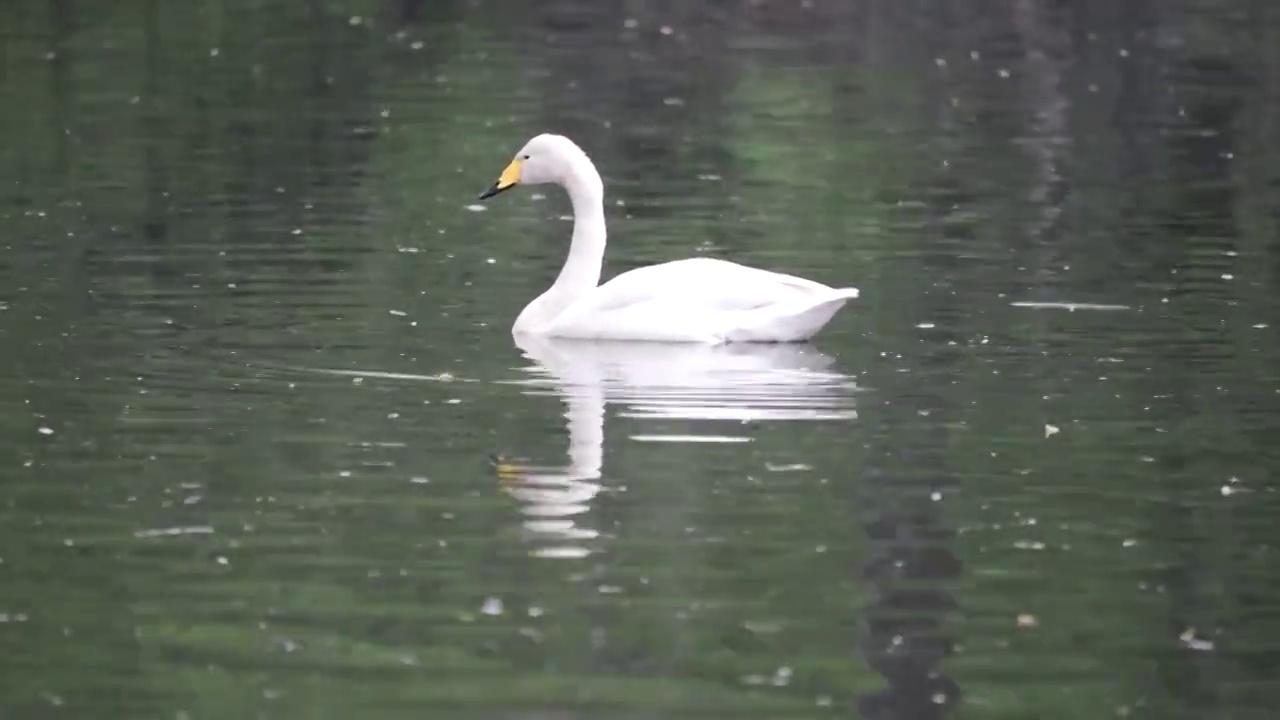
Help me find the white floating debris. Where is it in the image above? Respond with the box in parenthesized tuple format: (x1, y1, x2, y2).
(480, 597, 504, 616)
(916, 322, 936, 329)
(1179, 627, 1214, 651)
(1221, 482, 1247, 497)
(465, 204, 488, 212)
(37, 427, 54, 436)
(1044, 424, 1060, 438)
(389, 310, 407, 316)
(631, 434, 752, 443)
(134, 526, 215, 538)
(1012, 301, 1130, 311)
(765, 462, 811, 472)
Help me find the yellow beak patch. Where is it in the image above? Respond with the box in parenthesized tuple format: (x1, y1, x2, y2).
(479, 157, 523, 200)
(495, 158, 523, 190)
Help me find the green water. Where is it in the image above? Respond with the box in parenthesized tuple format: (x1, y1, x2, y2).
(2, 1, 1279, 718)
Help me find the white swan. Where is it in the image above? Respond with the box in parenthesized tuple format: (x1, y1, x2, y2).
(478, 134, 859, 343)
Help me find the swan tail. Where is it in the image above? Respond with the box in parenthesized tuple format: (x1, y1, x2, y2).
(724, 287, 859, 343)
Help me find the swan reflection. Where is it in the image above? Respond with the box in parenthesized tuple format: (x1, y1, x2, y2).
(497, 336, 859, 558)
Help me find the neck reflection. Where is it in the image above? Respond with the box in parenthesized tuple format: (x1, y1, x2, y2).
(498, 336, 858, 559)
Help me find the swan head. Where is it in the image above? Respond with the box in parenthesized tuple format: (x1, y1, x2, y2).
(478, 134, 597, 200)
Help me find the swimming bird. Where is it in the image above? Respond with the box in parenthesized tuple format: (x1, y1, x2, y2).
(478, 134, 858, 343)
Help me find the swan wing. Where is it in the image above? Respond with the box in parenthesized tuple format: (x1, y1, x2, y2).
(544, 258, 858, 342)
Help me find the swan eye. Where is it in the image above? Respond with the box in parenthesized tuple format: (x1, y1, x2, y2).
(521, 154, 531, 160)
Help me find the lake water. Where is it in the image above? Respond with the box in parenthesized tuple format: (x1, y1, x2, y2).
(2, 1, 1279, 718)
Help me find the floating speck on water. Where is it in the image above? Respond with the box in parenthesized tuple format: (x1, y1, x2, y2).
(916, 322, 936, 329)
(1044, 424, 1060, 438)
(663, 96, 685, 106)
(480, 597, 504, 616)
(765, 462, 810, 472)
(410, 40, 424, 50)
(932, 692, 948, 704)
(659, 25, 673, 35)
(135, 526, 214, 539)
(1253, 323, 1269, 329)
(997, 68, 1011, 78)
(1123, 538, 1138, 547)
(291, 228, 303, 235)
(389, 310, 407, 317)
(1016, 613, 1038, 627)
(465, 204, 487, 212)
(931, 491, 942, 501)
(380, 108, 390, 118)
(409, 476, 429, 485)
(1179, 627, 1214, 651)
(1222, 273, 1234, 280)
(446, 398, 461, 405)
(773, 666, 793, 686)
(209, 48, 219, 57)
(528, 606, 544, 618)
(348, 15, 363, 26)
(214, 555, 229, 566)
(352, 377, 363, 385)
(37, 427, 54, 436)
(486, 258, 497, 264)
(338, 470, 352, 478)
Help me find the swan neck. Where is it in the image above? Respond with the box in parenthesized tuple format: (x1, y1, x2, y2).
(553, 158, 606, 293)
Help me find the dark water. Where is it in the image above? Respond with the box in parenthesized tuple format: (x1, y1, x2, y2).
(3, 1, 1279, 718)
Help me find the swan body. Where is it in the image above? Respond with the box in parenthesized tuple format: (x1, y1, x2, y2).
(478, 134, 858, 343)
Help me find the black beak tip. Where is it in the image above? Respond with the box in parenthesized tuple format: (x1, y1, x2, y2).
(478, 184, 500, 201)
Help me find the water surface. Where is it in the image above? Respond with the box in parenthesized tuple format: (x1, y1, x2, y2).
(2, 1, 1279, 718)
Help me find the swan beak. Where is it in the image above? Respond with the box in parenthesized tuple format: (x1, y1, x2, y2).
(478, 158, 522, 200)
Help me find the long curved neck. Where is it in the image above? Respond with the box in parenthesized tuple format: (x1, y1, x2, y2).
(551, 156, 606, 296)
